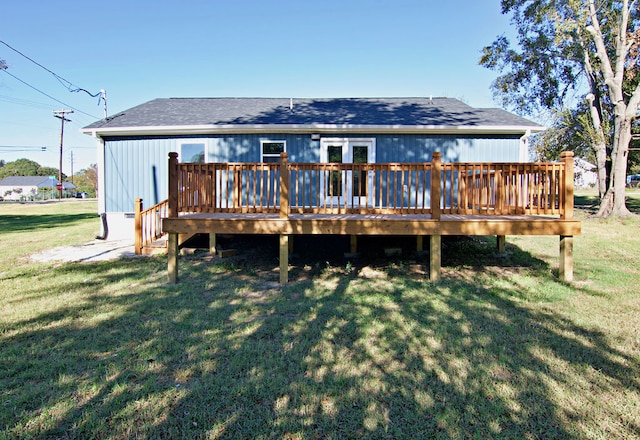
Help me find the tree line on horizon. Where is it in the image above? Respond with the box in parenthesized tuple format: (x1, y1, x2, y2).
(0, 158, 98, 196)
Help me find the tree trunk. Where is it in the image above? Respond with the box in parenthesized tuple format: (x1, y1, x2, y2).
(594, 139, 608, 198)
(584, 89, 607, 197)
(596, 115, 632, 217)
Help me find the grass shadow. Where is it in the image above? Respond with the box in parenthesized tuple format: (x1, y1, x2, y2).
(2, 239, 638, 438)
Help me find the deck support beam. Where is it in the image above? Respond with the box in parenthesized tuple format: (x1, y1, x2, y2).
(560, 235, 574, 282)
(497, 235, 506, 253)
(209, 233, 217, 255)
(168, 233, 178, 283)
(429, 235, 441, 281)
(280, 234, 289, 284)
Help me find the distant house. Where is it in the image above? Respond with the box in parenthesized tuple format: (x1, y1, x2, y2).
(82, 97, 544, 240)
(574, 157, 597, 188)
(0, 176, 75, 200)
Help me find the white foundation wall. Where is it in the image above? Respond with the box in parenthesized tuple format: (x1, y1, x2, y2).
(104, 212, 135, 241)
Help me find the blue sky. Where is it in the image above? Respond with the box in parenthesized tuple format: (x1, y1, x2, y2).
(1, 0, 514, 171)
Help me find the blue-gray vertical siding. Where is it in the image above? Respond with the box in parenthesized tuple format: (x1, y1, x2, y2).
(103, 133, 522, 212)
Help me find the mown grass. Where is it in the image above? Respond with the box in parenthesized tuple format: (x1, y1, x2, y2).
(1, 196, 639, 439)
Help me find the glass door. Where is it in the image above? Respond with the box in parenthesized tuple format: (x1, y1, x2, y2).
(320, 138, 375, 208)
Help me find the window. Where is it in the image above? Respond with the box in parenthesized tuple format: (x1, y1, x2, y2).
(327, 145, 343, 197)
(180, 143, 206, 163)
(261, 140, 286, 163)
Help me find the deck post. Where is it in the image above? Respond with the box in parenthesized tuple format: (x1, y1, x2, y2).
(279, 234, 289, 284)
(560, 151, 575, 282)
(350, 235, 358, 253)
(430, 234, 441, 281)
(168, 152, 179, 217)
(430, 152, 442, 220)
(168, 233, 178, 283)
(497, 235, 506, 253)
(167, 152, 179, 283)
(429, 152, 442, 281)
(134, 198, 143, 255)
(560, 151, 574, 219)
(560, 235, 574, 282)
(209, 233, 217, 255)
(280, 152, 289, 219)
(416, 235, 423, 252)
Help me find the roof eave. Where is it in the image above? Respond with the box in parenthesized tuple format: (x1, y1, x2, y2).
(82, 123, 545, 138)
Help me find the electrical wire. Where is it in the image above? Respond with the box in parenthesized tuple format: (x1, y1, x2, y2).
(0, 94, 53, 110)
(0, 39, 102, 99)
(0, 69, 100, 119)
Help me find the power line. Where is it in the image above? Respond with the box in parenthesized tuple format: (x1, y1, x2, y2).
(0, 39, 101, 98)
(0, 145, 94, 150)
(0, 69, 99, 119)
(0, 94, 53, 110)
(0, 39, 107, 118)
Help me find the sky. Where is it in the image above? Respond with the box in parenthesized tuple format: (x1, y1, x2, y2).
(1, 0, 515, 173)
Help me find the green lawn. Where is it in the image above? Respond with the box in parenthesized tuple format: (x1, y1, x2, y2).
(1, 196, 639, 439)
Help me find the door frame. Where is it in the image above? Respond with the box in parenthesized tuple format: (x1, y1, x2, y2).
(320, 138, 376, 207)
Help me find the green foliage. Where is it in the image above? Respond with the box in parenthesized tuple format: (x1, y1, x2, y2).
(479, 1, 586, 115)
(0, 158, 65, 179)
(532, 104, 612, 162)
(72, 164, 98, 197)
(481, 0, 640, 215)
(480, 0, 639, 116)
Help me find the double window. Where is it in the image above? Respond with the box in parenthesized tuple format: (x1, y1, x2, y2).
(261, 140, 286, 162)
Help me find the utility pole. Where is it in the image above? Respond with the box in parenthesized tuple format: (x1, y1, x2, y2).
(70, 150, 74, 185)
(53, 109, 73, 199)
(100, 89, 108, 119)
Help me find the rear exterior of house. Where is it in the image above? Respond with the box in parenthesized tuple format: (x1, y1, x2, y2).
(82, 97, 544, 240)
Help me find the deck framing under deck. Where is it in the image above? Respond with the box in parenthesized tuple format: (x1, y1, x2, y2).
(163, 213, 580, 284)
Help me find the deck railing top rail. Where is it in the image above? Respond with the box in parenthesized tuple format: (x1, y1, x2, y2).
(167, 151, 575, 219)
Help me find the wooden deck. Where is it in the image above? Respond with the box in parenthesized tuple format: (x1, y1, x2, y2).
(163, 212, 580, 236)
(158, 151, 581, 284)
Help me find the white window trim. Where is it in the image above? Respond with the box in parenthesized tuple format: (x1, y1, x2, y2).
(260, 140, 287, 162)
(178, 139, 209, 163)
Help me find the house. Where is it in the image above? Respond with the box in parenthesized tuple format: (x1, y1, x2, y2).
(0, 176, 75, 201)
(574, 157, 597, 188)
(82, 97, 545, 240)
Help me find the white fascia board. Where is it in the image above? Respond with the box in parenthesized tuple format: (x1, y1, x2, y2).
(82, 123, 545, 137)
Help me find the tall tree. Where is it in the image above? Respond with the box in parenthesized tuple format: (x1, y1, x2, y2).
(480, 0, 640, 217)
(73, 164, 98, 196)
(0, 158, 63, 180)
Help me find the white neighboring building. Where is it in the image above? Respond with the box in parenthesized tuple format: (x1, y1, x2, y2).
(0, 176, 75, 200)
(574, 158, 597, 188)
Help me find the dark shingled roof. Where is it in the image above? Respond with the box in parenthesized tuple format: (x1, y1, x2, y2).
(83, 97, 541, 130)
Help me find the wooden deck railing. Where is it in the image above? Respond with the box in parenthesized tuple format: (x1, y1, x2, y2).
(134, 198, 169, 254)
(167, 151, 575, 220)
(441, 159, 572, 216)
